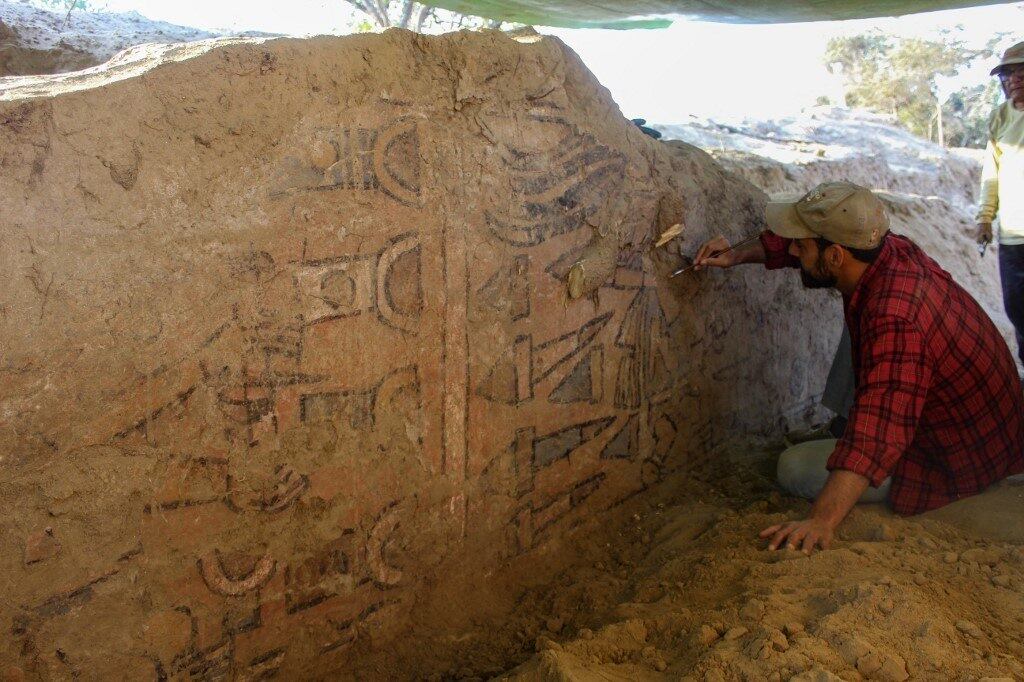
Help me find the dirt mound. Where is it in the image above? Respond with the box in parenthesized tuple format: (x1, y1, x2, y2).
(0, 14, 93, 75)
(496, 462, 1024, 682)
(0, 1, 223, 77)
(656, 108, 982, 209)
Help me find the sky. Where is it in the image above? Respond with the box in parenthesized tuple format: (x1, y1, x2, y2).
(31, 0, 1024, 122)
(548, 4, 1024, 121)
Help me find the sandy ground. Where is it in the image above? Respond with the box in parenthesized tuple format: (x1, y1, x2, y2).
(342, 444, 1024, 680)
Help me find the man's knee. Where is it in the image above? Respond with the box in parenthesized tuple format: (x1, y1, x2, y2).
(776, 439, 836, 500)
(776, 446, 810, 490)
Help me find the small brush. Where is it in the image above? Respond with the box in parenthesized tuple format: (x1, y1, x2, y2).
(670, 234, 762, 278)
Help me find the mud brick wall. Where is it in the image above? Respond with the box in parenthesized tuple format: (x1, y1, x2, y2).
(0, 31, 834, 677)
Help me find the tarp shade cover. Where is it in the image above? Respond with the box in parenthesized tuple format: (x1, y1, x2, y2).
(422, 0, 1011, 28)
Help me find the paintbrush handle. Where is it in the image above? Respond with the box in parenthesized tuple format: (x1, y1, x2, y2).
(670, 234, 762, 278)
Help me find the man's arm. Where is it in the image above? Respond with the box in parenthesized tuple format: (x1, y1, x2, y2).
(976, 119, 1001, 244)
(827, 316, 931, 488)
(760, 315, 932, 552)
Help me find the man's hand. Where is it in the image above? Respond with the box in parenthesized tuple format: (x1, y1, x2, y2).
(691, 234, 767, 271)
(693, 236, 740, 270)
(977, 222, 994, 246)
(759, 517, 835, 554)
(759, 469, 870, 555)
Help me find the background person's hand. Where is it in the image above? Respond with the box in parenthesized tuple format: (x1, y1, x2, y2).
(693, 236, 739, 270)
(976, 222, 993, 246)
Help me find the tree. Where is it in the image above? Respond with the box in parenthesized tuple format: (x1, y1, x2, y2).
(943, 80, 1003, 148)
(824, 31, 984, 145)
(942, 34, 1022, 148)
(343, 1, 506, 33)
(32, 0, 104, 12)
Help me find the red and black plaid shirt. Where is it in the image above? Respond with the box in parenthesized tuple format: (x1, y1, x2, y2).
(763, 231, 1024, 515)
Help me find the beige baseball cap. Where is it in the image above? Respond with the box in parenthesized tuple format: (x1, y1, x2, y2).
(991, 41, 1024, 76)
(765, 181, 889, 250)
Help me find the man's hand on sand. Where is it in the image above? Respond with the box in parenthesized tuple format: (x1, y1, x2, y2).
(976, 222, 993, 246)
(693, 236, 739, 270)
(760, 518, 834, 555)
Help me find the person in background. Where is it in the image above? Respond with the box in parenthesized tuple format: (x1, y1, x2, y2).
(977, 40, 1024, 364)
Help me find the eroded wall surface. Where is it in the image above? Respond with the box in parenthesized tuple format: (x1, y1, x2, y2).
(0, 31, 831, 678)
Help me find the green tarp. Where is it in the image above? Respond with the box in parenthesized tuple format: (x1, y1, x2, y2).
(422, 0, 1012, 28)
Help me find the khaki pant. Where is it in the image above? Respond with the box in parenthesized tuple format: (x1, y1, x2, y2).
(777, 438, 891, 503)
(777, 326, 891, 503)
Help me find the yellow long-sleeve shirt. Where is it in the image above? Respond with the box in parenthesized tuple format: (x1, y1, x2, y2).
(977, 101, 1024, 244)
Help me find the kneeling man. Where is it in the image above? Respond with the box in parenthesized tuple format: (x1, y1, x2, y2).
(694, 181, 1024, 553)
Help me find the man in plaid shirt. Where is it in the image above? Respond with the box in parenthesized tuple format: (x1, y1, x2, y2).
(694, 181, 1024, 553)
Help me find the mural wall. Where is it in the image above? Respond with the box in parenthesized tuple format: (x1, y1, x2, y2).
(0, 31, 834, 677)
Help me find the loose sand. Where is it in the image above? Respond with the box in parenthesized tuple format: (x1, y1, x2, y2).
(344, 451, 1024, 680)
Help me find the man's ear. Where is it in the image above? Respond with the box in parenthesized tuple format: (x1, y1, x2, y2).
(825, 244, 845, 269)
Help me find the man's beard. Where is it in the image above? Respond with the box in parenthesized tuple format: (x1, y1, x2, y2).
(800, 263, 836, 289)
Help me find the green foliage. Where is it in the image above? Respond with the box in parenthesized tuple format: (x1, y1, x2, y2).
(343, 0, 508, 33)
(351, 18, 376, 33)
(944, 80, 1003, 148)
(823, 30, 993, 146)
(32, 0, 102, 11)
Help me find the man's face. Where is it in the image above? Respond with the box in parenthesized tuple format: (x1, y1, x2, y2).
(788, 238, 837, 289)
(1000, 64, 1024, 110)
